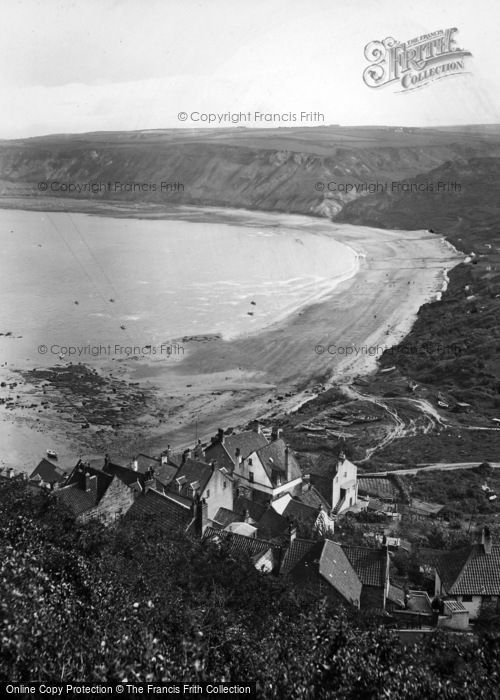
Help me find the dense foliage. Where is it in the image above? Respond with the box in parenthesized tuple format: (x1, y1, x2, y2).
(1, 478, 500, 698)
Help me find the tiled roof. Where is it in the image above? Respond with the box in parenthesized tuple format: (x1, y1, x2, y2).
(437, 544, 500, 596)
(343, 545, 388, 587)
(358, 477, 397, 500)
(55, 484, 100, 516)
(203, 526, 276, 560)
(254, 438, 301, 484)
(444, 599, 467, 614)
(213, 507, 241, 528)
(124, 489, 193, 534)
(30, 458, 67, 484)
(319, 540, 362, 605)
(280, 538, 317, 575)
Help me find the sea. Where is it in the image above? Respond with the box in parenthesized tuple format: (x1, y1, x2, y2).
(0, 208, 358, 368)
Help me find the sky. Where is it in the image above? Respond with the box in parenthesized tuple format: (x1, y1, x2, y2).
(0, 0, 499, 138)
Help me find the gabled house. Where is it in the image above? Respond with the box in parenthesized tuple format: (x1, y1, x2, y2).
(331, 452, 358, 515)
(434, 527, 500, 620)
(29, 458, 67, 490)
(234, 433, 302, 500)
(166, 456, 233, 522)
(204, 426, 268, 474)
(284, 539, 390, 611)
(271, 492, 335, 538)
(54, 460, 136, 524)
(123, 487, 199, 537)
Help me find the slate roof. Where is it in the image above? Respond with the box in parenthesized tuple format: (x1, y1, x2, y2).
(30, 458, 67, 485)
(406, 591, 433, 614)
(280, 538, 318, 575)
(282, 499, 320, 532)
(203, 442, 235, 472)
(124, 489, 194, 534)
(168, 458, 213, 500)
(387, 584, 405, 607)
(234, 496, 267, 523)
(154, 462, 179, 487)
(254, 438, 302, 484)
(223, 431, 269, 461)
(319, 540, 362, 605)
(342, 545, 388, 588)
(135, 453, 161, 472)
(103, 461, 145, 487)
(257, 507, 289, 540)
(297, 485, 331, 511)
(212, 507, 241, 528)
(437, 544, 500, 596)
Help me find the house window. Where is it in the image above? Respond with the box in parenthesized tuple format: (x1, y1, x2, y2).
(223, 481, 227, 489)
(482, 595, 492, 602)
(344, 472, 347, 477)
(249, 472, 254, 483)
(206, 489, 210, 498)
(462, 595, 473, 602)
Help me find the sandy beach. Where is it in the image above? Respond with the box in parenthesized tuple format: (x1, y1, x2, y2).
(0, 204, 462, 470)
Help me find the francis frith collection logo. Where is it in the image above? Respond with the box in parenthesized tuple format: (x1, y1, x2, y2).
(363, 28, 472, 91)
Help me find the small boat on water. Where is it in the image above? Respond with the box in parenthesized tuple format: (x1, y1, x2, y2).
(380, 366, 396, 374)
(46, 449, 57, 459)
(120, 324, 126, 330)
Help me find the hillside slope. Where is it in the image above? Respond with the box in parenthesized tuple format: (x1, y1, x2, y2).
(1, 127, 500, 217)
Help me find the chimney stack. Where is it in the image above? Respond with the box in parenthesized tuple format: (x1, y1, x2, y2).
(244, 508, 251, 524)
(289, 523, 297, 543)
(131, 458, 139, 472)
(217, 428, 225, 444)
(194, 439, 204, 460)
(285, 445, 290, 481)
(194, 496, 209, 537)
(271, 426, 281, 442)
(251, 420, 262, 434)
(84, 472, 93, 492)
(235, 447, 241, 464)
(482, 526, 492, 554)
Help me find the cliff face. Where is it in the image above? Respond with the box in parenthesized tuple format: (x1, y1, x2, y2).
(0, 127, 498, 218)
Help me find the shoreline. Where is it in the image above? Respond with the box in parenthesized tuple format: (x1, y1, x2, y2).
(0, 202, 463, 468)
